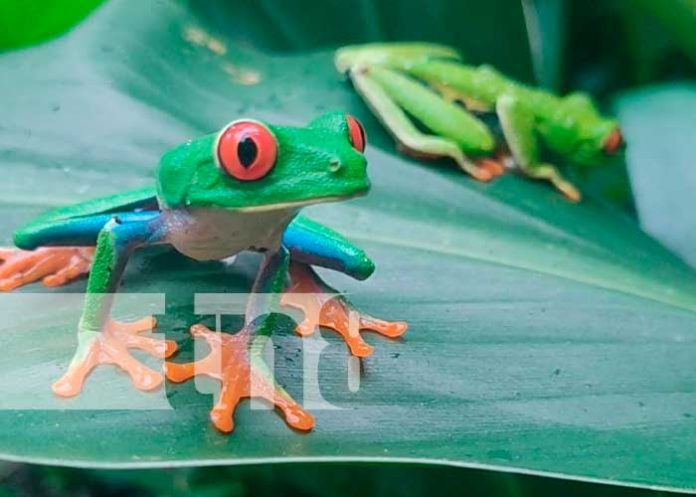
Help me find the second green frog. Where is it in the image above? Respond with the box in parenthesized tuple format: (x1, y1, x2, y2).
(336, 42, 624, 202)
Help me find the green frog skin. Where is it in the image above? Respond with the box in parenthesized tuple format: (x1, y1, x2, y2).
(0, 112, 407, 434)
(335, 43, 625, 202)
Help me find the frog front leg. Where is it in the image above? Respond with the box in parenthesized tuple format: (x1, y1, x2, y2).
(281, 216, 407, 357)
(496, 93, 581, 202)
(165, 248, 314, 434)
(52, 213, 177, 396)
(347, 65, 503, 181)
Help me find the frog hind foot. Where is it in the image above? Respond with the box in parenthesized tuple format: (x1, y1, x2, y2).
(475, 158, 506, 178)
(0, 247, 94, 291)
(282, 263, 408, 358)
(52, 317, 177, 397)
(165, 324, 314, 434)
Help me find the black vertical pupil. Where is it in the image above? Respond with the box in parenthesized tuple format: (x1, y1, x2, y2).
(237, 137, 258, 167)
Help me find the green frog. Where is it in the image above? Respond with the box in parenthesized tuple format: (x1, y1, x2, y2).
(0, 112, 407, 433)
(336, 43, 625, 201)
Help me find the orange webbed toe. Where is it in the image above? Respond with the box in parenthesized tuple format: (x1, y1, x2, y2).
(165, 324, 314, 434)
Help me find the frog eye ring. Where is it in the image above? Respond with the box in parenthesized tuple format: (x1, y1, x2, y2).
(216, 120, 278, 181)
(346, 115, 366, 153)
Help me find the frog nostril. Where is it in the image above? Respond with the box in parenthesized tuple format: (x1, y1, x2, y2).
(328, 159, 342, 173)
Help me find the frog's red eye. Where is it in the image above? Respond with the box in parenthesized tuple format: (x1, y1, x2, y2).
(346, 115, 366, 153)
(216, 120, 278, 181)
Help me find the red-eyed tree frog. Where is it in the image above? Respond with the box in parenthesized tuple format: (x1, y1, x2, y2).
(335, 43, 625, 202)
(0, 112, 407, 433)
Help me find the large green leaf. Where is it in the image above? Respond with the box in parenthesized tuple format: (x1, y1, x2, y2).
(0, 0, 695, 494)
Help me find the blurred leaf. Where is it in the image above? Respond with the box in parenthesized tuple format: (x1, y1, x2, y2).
(630, 0, 696, 63)
(4, 463, 690, 497)
(192, 0, 535, 81)
(0, 0, 694, 495)
(93, 463, 693, 497)
(614, 83, 696, 267)
(563, 0, 696, 94)
(0, 0, 104, 51)
(521, 0, 569, 90)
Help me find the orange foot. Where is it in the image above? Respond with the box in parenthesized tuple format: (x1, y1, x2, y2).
(475, 158, 506, 178)
(282, 263, 408, 358)
(52, 317, 177, 397)
(0, 247, 94, 291)
(165, 324, 314, 434)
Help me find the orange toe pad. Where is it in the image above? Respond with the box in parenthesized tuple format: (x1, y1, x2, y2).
(165, 324, 314, 434)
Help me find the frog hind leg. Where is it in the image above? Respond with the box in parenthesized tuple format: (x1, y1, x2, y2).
(348, 66, 501, 181)
(0, 246, 94, 291)
(0, 213, 116, 291)
(1, 197, 160, 294)
(496, 93, 581, 202)
(423, 83, 506, 177)
(281, 216, 407, 358)
(52, 212, 177, 397)
(165, 249, 314, 434)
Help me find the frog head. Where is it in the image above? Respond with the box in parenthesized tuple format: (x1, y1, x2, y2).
(544, 93, 624, 167)
(156, 112, 370, 211)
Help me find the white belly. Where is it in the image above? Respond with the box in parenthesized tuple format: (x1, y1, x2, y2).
(162, 207, 296, 261)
